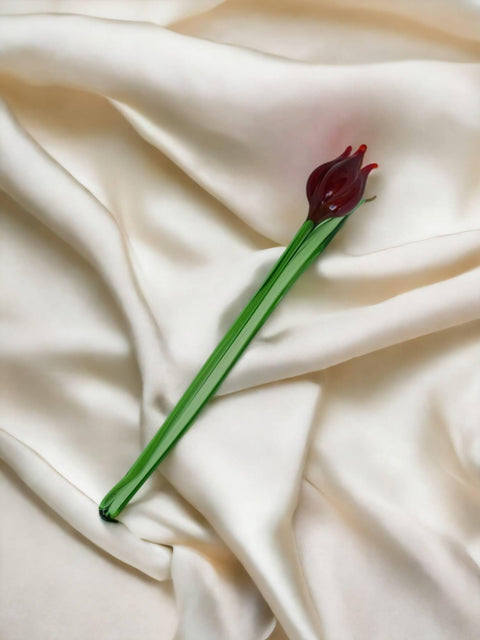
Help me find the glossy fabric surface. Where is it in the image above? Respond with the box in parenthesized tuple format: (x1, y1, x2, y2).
(1, 2, 479, 639)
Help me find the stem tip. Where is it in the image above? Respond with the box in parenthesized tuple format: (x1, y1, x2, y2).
(99, 506, 118, 523)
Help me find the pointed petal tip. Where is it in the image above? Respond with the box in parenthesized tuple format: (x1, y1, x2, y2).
(354, 144, 367, 155)
(362, 163, 378, 176)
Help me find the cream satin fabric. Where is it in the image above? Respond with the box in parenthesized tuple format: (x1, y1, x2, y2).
(1, 2, 480, 639)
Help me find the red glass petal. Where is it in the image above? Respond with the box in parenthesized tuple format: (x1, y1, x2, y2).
(306, 146, 352, 202)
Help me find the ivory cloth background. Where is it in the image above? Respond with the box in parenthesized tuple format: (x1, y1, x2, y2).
(1, 1, 480, 639)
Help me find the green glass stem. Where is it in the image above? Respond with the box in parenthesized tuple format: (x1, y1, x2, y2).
(99, 215, 347, 521)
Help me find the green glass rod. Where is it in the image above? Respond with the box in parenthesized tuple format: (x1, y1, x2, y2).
(99, 215, 347, 521)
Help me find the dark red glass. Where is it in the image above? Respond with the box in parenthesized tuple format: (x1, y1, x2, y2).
(307, 145, 377, 224)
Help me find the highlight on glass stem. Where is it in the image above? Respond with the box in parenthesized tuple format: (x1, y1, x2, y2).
(99, 144, 378, 522)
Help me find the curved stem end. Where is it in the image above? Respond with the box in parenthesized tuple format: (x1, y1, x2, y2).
(99, 492, 120, 522)
(99, 505, 118, 522)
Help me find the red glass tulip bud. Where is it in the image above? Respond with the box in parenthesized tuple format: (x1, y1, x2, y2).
(306, 145, 377, 224)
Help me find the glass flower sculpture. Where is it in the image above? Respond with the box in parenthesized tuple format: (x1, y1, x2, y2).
(99, 145, 377, 522)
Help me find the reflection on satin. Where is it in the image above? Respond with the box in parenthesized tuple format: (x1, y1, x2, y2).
(0, 1, 479, 639)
